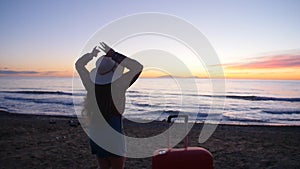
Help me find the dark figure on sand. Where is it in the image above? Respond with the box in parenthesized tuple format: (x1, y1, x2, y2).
(76, 42, 143, 169)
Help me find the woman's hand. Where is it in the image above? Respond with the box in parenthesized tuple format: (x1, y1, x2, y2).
(91, 46, 100, 57)
(98, 42, 115, 56)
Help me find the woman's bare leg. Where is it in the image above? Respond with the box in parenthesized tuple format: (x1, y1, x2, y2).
(109, 157, 125, 169)
(96, 156, 111, 169)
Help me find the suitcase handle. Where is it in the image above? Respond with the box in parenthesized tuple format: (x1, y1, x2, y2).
(167, 115, 188, 123)
(167, 115, 188, 149)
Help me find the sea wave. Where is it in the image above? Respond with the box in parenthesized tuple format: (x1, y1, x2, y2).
(145, 110, 221, 119)
(224, 95, 300, 102)
(0, 90, 73, 96)
(222, 116, 269, 123)
(198, 94, 300, 102)
(140, 92, 300, 102)
(4, 96, 73, 106)
(132, 103, 153, 107)
(262, 110, 300, 115)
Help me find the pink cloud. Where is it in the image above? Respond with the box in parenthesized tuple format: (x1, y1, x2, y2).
(225, 52, 300, 69)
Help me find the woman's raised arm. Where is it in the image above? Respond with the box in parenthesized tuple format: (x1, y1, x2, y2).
(75, 47, 99, 91)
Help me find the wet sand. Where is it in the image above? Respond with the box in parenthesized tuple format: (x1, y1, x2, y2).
(0, 110, 299, 169)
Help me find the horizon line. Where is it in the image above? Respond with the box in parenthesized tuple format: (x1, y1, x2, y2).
(1, 74, 299, 81)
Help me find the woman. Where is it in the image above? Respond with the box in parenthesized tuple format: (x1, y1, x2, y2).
(75, 42, 143, 169)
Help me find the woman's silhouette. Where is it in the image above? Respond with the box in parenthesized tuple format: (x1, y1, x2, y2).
(76, 42, 143, 169)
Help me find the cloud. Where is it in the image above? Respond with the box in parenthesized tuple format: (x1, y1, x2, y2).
(39, 71, 60, 75)
(0, 69, 62, 76)
(0, 69, 39, 75)
(224, 52, 300, 69)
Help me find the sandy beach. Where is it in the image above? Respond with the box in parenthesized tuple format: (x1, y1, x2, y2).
(0, 110, 299, 169)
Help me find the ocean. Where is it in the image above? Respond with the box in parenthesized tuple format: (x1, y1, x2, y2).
(0, 76, 299, 126)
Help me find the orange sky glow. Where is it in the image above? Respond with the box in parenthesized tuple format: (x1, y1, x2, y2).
(1, 51, 299, 80)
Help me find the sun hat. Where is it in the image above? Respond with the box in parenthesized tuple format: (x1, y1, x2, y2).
(90, 56, 124, 85)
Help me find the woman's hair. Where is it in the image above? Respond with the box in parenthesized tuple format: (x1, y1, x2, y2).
(81, 94, 92, 127)
(81, 91, 103, 125)
(81, 95, 89, 116)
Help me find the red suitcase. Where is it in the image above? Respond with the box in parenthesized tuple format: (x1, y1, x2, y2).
(152, 115, 214, 169)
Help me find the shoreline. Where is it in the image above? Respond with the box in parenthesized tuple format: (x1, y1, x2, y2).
(2, 110, 299, 127)
(1, 110, 300, 168)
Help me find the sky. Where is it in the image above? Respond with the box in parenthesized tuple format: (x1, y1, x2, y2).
(0, 0, 299, 80)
